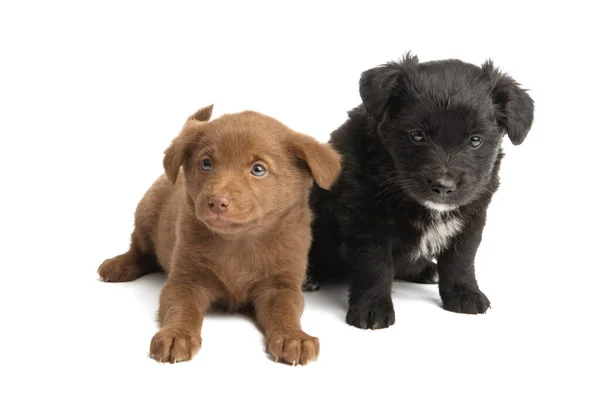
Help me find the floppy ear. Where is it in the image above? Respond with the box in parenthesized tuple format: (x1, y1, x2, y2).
(359, 52, 419, 119)
(482, 60, 535, 145)
(290, 133, 342, 190)
(163, 104, 214, 184)
(188, 104, 213, 122)
(163, 132, 190, 184)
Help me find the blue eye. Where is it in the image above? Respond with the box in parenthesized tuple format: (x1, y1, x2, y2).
(251, 163, 267, 177)
(201, 159, 213, 171)
(469, 136, 483, 148)
(410, 130, 425, 142)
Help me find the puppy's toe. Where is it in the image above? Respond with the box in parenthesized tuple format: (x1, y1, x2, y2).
(416, 264, 439, 284)
(346, 298, 396, 330)
(149, 327, 201, 363)
(298, 337, 319, 365)
(442, 287, 491, 314)
(98, 253, 144, 282)
(302, 275, 321, 292)
(267, 331, 319, 366)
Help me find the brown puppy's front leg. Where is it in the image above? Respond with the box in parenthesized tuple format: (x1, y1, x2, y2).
(149, 273, 211, 363)
(253, 281, 319, 366)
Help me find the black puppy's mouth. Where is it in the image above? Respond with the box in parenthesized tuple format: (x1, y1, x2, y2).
(422, 200, 459, 212)
(399, 181, 462, 212)
(389, 176, 461, 212)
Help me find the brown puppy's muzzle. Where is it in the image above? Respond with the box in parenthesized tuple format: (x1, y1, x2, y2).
(195, 188, 263, 235)
(207, 195, 230, 214)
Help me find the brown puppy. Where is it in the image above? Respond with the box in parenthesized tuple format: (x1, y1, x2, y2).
(98, 105, 341, 365)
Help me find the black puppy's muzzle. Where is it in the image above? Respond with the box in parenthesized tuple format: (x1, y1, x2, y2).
(428, 176, 457, 198)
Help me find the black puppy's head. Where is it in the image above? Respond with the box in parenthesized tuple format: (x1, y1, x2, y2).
(360, 53, 535, 211)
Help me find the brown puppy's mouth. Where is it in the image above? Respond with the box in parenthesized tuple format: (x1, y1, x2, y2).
(200, 215, 258, 234)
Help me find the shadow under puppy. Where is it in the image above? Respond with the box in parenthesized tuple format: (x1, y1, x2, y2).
(306, 54, 535, 329)
(98, 105, 341, 364)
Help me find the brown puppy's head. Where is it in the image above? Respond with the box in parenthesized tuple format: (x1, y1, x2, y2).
(163, 105, 341, 236)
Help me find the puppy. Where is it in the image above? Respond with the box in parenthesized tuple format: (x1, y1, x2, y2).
(98, 105, 341, 364)
(305, 54, 535, 329)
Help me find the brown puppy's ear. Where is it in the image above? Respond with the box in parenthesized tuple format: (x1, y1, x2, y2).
(188, 104, 214, 122)
(291, 133, 342, 190)
(163, 133, 189, 184)
(482, 60, 535, 145)
(163, 105, 214, 184)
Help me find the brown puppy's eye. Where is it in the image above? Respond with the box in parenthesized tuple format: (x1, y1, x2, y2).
(250, 163, 267, 177)
(201, 158, 213, 171)
(410, 130, 425, 142)
(469, 136, 483, 148)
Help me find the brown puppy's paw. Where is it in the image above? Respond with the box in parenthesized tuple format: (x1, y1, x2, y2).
(149, 327, 201, 364)
(266, 331, 319, 366)
(97, 253, 143, 282)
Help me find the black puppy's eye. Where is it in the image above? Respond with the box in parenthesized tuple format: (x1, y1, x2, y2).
(201, 158, 213, 171)
(410, 130, 425, 142)
(251, 163, 267, 177)
(469, 136, 483, 148)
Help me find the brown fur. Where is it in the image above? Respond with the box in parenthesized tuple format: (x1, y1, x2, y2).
(98, 105, 341, 365)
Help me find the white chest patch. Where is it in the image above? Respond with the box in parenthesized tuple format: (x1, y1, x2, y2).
(410, 214, 463, 261)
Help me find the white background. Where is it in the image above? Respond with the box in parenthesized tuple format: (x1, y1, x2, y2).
(1, 1, 598, 393)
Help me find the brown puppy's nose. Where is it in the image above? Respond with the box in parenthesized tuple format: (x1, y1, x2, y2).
(208, 195, 230, 214)
(431, 178, 457, 197)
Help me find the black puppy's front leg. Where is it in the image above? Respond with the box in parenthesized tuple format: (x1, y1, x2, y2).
(344, 238, 395, 329)
(438, 217, 490, 314)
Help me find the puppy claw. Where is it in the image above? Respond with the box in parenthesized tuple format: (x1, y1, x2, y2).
(149, 327, 201, 364)
(346, 297, 395, 330)
(266, 332, 319, 366)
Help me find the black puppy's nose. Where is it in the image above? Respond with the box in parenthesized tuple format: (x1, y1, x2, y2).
(431, 179, 457, 197)
(208, 195, 230, 213)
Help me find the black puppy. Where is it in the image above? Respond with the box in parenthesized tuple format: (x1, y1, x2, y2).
(305, 53, 535, 329)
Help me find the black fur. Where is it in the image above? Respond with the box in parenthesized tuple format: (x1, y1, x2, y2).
(305, 53, 535, 329)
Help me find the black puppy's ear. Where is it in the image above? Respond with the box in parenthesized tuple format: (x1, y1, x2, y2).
(359, 52, 419, 119)
(482, 60, 535, 145)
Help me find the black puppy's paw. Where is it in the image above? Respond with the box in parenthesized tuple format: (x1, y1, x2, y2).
(346, 298, 395, 329)
(402, 261, 439, 284)
(302, 275, 321, 292)
(442, 287, 490, 314)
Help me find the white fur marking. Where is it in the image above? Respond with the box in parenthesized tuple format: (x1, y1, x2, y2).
(424, 201, 458, 212)
(411, 216, 463, 261)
